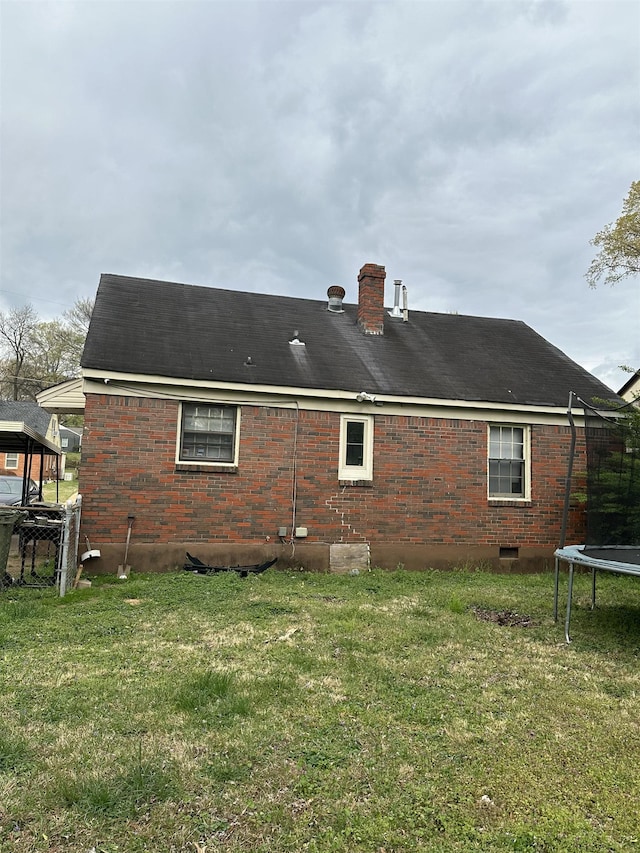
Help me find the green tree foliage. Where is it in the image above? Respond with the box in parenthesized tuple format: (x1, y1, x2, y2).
(586, 180, 640, 287)
(31, 319, 85, 391)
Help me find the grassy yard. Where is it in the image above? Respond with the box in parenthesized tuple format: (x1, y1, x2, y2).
(41, 480, 79, 504)
(1, 567, 639, 852)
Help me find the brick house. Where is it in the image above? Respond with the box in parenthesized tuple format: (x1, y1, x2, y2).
(62, 263, 616, 574)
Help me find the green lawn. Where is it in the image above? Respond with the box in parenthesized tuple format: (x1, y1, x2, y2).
(41, 480, 79, 504)
(1, 568, 639, 852)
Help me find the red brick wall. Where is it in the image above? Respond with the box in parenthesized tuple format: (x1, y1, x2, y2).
(79, 394, 585, 559)
(1, 453, 56, 482)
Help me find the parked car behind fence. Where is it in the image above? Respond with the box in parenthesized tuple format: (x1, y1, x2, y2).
(0, 476, 39, 506)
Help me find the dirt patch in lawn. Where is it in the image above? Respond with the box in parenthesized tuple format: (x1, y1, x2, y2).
(472, 607, 537, 628)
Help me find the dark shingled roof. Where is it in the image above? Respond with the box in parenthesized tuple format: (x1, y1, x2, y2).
(82, 273, 616, 408)
(0, 401, 52, 435)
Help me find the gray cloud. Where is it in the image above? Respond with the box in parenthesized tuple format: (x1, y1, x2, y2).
(1, 0, 638, 389)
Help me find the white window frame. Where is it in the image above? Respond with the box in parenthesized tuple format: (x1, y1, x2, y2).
(487, 424, 531, 500)
(5, 453, 18, 470)
(338, 414, 374, 481)
(176, 402, 240, 466)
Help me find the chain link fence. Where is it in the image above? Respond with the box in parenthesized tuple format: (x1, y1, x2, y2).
(0, 496, 82, 596)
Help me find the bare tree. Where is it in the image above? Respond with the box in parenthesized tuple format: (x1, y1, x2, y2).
(0, 304, 39, 400)
(0, 297, 94, 400)
(63, 297, 95, 364)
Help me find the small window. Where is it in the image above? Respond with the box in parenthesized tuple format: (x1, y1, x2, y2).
(179, 403, 238, 464)
(488, 425, 529, 499)
(5, 453, 18, 470)
(61, 438, 69, 449)
(339, 415, 373, 480)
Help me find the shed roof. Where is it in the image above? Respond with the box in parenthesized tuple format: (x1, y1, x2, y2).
(82, 273, 616, 408)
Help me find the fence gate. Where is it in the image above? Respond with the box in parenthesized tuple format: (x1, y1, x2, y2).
(0, 496, 82, 596)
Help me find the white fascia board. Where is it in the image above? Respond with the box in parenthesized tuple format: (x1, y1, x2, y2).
(81, 369, 574, 426)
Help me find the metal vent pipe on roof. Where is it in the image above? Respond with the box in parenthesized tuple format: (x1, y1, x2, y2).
(402, 285, 409, 322)
(327, 285, 345, 313)
(388, 280, 403, 317)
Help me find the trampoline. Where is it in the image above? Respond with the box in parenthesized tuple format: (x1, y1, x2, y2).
(554, 392, 640, 642)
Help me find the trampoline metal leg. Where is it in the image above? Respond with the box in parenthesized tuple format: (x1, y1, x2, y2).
(591, 568, 596, 610)
(565, 562, 574, 644)
(554, 556, 560, 623)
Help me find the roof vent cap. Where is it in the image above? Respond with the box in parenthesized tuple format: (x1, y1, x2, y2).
(327, 285, 345, 313)
(388, 280, 403, 318)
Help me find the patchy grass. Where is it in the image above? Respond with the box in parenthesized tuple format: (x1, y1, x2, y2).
(1, 567, 640, 851)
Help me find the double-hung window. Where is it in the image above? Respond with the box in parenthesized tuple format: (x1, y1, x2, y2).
(4, 453, 18, 470)
(488, 425, 529, 499)
(179, 403, 238, 464)
(339, 415, 373, 481)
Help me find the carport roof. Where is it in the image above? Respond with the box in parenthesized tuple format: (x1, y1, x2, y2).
(0, 421, 60, 455)
(0, 402, 61, 455)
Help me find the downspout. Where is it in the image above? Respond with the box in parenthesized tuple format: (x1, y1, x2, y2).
(290, 402, 300, 556)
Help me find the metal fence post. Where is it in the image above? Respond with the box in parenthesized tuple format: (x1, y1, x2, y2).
(57, 495, 82, 597)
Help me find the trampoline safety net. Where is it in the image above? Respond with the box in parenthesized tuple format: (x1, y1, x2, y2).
(582, 400, 640, 548)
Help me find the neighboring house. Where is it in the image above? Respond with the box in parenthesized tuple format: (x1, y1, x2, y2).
(60, 426, 82, 453)
(0, 401, 61, 484)
(50, 263, 619, 574)
(619, 370, 640, 405)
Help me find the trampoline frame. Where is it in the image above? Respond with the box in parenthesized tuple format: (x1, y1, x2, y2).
(554, 545, 640, 643)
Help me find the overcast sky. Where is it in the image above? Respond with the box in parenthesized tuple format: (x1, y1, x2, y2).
(1, 0, 638, 391)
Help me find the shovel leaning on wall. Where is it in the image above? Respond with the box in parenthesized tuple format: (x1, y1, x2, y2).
(118, 515, 135, 579)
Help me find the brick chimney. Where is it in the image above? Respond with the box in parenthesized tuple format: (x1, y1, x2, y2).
(357, 263, 386, 335)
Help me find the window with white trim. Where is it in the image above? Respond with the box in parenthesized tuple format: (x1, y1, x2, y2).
(339, 415, 373, 481)
(178, 403, 239, 464)
(488, 425, 530, 499)
(5, 453, 18, 470)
